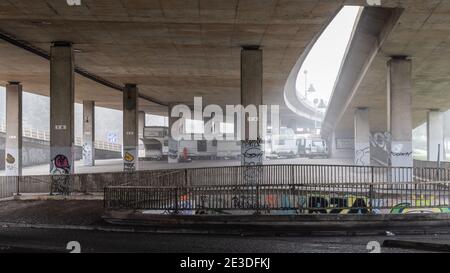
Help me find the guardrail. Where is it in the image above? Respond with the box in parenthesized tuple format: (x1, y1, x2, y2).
(0, 122, 122, 152)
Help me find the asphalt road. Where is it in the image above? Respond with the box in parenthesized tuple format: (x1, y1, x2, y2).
(0, 227, 445, 253)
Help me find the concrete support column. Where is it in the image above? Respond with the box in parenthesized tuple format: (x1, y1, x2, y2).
(387, 56, 413, 168)
(123, 84, 139, 172)
(241, 46, 264, 182)
(168, 103, 180, 164)
(5, 82, 22, 176)
(82, 101, 95, 167)
(50, 42, 75, 176)
(138, 111, 146, 140)
(427, 110, 444, 162)
(354, 108, 370, 166)
(138, 111, 146, 158)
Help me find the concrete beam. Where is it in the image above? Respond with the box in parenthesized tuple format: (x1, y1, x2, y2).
(123, 84, 139, 172)
(5, 82, 22, 176)
(427, 110, 444, 162)
(50, 42, 75, 175)
(82, 100, 95, 167)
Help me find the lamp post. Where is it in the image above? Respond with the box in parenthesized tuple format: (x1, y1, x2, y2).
(306, 84, 316, 101)
(303, 70, 308, 100)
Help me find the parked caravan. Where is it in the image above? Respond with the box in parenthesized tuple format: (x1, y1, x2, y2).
(270, 127, 298, 158)
(305, 138, 329, 159)
(142, 126, 169, 160)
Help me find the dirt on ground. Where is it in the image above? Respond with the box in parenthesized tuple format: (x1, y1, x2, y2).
(0, 200, 105, 226)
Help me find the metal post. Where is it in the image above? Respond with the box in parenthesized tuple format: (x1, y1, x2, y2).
(437, 144, 441, 181)
(255, 184, 260, 215)
(174, 187, 179, 214)
(369, 166, 374, 213)
(15, 176, 20, 197)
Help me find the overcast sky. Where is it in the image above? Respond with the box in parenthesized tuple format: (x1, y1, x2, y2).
(296, 6, 360, 106)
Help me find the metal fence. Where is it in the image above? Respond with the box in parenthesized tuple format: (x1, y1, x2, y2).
(2, 164, 450, 204)
(104, 181, 450, 213)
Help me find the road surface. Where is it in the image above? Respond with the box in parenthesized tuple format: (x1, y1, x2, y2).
(0, 227, 444, 253)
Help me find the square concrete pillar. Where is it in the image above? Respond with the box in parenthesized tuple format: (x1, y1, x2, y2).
(427, 110, 444, 162)
(5, 82, 22, 176)
(138, 111, 146, 140)
(123, 84, 139, 172)
(82, 101, 95, 167)
(241, 46, 264, 184)
(354, 108, 370, 166)
(387, 57, 413, 169)
(50, 42, 75, 176)
(138, 111, 146, 158)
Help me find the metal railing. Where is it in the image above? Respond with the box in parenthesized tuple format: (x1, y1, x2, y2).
(2, 164, 450, 213)
(104, 181, 450, 213)
(0, 122, 122, 152)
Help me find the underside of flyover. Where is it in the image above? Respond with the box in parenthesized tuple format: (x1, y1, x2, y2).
(323, 0, 450, 138)
(0, 0, 382, 122)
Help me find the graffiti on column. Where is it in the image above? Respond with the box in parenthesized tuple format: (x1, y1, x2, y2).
(355, 146, 370, 166)
(5, 153, 17, 174)
(82, 143, 92, 164)
(242, 139, 263, 184)
(123, 150, 136, 172)
(168, 138, 179, 163)
(232, 139, 263, 211)
(50, 154, 71, 195)
(390, 141, 412, 156)
(370, 132, 391, 153)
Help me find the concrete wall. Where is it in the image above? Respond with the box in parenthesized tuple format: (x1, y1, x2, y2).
(0, 132, 121, 170)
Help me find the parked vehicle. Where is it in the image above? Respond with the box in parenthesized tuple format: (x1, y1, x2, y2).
(141, 126, 169, 160)
(270, 127, 298, 158)
(217, 138, 241, 159)
(305, 138, 329, 159)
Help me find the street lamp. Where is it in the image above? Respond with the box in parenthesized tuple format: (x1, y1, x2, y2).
(306, 84, 316, 100)
(318, 99, 327, 110)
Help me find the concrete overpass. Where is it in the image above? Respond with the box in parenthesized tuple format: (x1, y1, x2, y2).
(322, 0, 450, 167)
(0, 0, 433, 176)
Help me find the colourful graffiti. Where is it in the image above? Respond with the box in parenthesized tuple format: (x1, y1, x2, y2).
(52, 154, 71, 174)
(50, 154, 71, 195)
(123, 151, 136, 172)
(390, 203, 450, 214)
(6, 153, 15, 165)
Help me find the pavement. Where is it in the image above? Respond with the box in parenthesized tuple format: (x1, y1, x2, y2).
(0, 200, 449, 253)
(0, 157, 353, 176)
